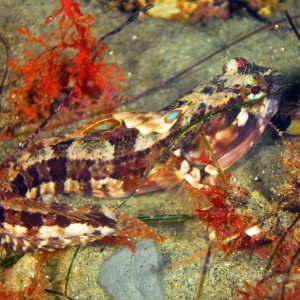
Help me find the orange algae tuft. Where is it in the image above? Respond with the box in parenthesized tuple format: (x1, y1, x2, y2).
(195, 186, 253, 251)
(0, 253, 48, 300)
(7, 0, 125, 127)
(237, 279, 300, 300)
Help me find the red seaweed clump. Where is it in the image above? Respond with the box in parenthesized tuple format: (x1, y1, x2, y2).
(195, 138, 300, 298)
(7, 0, 125, 131)
(195, 185, 255, 254)
(237, 278, 300, 300)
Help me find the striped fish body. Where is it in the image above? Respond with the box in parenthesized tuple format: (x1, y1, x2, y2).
(0, 58, 284, 253)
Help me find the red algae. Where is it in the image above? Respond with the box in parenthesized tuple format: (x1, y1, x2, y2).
(192, 138, 300, 298)
(6, 0, 125, 134)
(237, 279, 300, 300)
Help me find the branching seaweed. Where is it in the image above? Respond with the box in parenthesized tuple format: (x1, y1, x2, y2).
(17, 2, 154, 152)
(5, 0, 127, 137)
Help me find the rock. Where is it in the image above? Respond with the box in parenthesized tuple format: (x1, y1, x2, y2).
(99, 240, 165, 300)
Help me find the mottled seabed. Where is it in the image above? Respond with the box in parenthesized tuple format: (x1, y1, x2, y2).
(0, 0, 299, 299)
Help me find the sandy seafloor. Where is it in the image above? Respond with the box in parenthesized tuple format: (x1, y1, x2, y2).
(0, 1, 299, 299)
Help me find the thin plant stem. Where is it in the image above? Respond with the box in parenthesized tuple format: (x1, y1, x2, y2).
(264, 213, 300, 274)
(0, 35, 9, 93)
(45, 288, 74, 300)
(284, 10, 300, 42)
(91, 4, 154, 62)
(139, 214, 196, 222)
(196, 243, 212, 300)
(200, 132, 229, 190)
(64, 246, 80, 298)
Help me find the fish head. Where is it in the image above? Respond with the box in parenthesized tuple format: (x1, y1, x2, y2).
(182, 58, 285, 170)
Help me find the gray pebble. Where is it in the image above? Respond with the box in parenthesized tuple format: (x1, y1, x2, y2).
(99, 240, 165, 300)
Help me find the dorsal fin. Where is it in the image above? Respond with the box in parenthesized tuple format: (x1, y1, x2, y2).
(64, 104, 190, 141)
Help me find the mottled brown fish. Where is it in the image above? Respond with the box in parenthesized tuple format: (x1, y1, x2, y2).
(0, 58, 284, 253)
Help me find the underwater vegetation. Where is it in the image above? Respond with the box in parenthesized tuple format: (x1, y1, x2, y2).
(2, 0, 125, 138)
(0, 0, 299, 299)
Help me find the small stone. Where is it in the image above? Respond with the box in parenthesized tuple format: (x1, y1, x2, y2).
(99, 240, 165, 300)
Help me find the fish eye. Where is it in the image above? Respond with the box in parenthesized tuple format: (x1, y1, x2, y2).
(250, 85, 261, 95)
(247, 84, 266, 100)
(240, 76, 267, 101)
